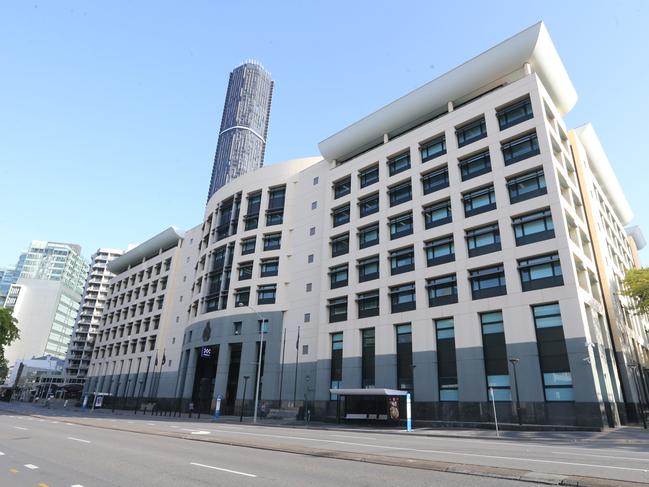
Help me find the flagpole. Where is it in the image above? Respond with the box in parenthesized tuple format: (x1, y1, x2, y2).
(278, 328, 286, 409)
(293, 326, 300, 406)
(137, 355, 153, 413)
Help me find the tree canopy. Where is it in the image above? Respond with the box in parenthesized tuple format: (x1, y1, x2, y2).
(0, 308, 20, 381)
(621, 268, 649, 316)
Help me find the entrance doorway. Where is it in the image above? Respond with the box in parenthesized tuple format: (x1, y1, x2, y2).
(224, 343, 242, 415)
(192, 345, 219, 414)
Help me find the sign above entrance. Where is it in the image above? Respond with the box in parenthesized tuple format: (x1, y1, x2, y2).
(200, 346, 213, 358)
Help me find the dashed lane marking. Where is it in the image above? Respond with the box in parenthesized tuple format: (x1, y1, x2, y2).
(24, 464, 39, 469)
(67, 437, 91, 444)
(14, 426, 28, 431)
(190, 462, 256, 478)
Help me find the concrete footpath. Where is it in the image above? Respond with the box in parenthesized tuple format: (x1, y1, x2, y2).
(2, 401, 649, 486)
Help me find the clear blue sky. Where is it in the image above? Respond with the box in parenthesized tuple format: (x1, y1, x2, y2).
(1, 1, 647, 265)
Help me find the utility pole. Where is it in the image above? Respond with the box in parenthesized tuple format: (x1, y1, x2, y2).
(240, 375, 250, 422)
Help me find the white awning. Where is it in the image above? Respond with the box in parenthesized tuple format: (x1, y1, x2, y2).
(329, 388, 408, 396)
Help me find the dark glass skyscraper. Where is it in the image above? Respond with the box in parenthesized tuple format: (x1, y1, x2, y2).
(207, 61, 274, 201)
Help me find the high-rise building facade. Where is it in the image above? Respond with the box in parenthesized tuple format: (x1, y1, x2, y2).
(64, 248, 123, 385)
(206, 61, 274, 200)
(0, 254, 24, 307)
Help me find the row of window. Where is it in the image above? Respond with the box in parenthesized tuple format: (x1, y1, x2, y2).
(330, 300, 574, 402)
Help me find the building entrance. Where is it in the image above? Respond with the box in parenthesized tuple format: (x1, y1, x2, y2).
(192, 345, 219, 414)
(223, 343, 242, 415)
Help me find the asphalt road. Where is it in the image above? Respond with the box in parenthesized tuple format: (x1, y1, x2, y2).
(0, 411, 536, 487)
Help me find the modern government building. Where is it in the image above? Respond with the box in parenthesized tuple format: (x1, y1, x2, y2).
(85, 22, 649, 428)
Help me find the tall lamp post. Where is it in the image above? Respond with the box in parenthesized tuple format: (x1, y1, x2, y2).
(509, 358, 522, 426)
(238, 303, 266, 424)
(240, 375, 250, 422)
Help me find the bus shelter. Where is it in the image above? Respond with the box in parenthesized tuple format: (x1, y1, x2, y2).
(330, 388, 411, 427)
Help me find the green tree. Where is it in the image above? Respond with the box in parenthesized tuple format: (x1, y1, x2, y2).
(0, 308, 20, 381)
(621, 268, 649, 315)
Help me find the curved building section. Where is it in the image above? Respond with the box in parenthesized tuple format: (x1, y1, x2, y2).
(207, 62, 274, 200)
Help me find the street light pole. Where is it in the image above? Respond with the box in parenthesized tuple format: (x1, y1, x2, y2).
(240, 375, 250, 422)
(238, 303, 265, 424)
(509, 358, 522, 426)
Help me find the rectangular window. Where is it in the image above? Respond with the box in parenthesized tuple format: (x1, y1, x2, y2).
(436, 318, 457, 400)
(507, 168, 547, 203)
(359, 164, 379, 188)
(502, 132, 540, 165)
(396, 324, 413, 390)
(358, 192, 379, 218)
(260, 258, 279, 277)
(389, 212, 413, 240)
(421, 165, 449, 195)
(420, 135, 446, 162)
(331, 232, 350, 257)
(518, 253, 563, 291)
(331, 332, 343, 394)
(425, 235, 455, 266)
(390, 282, 416, 313)
(481, 311, 511, 401)
(357, 290, 379, 318)
(234, 287, 250, 307)
(238, 261, 253, 280)
(245, 191, 261, 230)
(357, 255, 379, 282)
(388, 152, 411, 176)
(333, 176, 351, 199)
(266, 209, 284, 226)
(257, 284, 277, 305)
(263, 233, 281, 251)
(423, 199, 452, 229)
(456, 117, 487, 147)
(463, 185, 496, 217)
(241, 237, 256, 255)
(512, 209, 555, 246)
(533, 303, 574, 401)
(329, 263, 349, 289)
(426, 274, 458, 307)
(361, 328, 375, 388)
(332, 204, 351, 227)
(459, 150, 491, 181)
(388, 180, 412, 207)
(389, 246, 414, 275)
(466, 223, 501, 257)
(268, 186, 286, 209)
(244, 214, 259, 231)
(469, 264, 506, 299)
(358, 223, 379, 249)
(328, 297, 348, 323)
(497, 97, 533, 130)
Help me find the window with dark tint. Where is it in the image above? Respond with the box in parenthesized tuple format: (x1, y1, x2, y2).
(425, 235, 455, 266)
(361, 328, 375, 388)
(389, 212, 413, 240)
(331, 232, 349, 257)
(427, 274, 458, 307)
(358, 193, 379, 218)
(329, 263, 349, 289)
(389, 246, 414, 275)
(512, 209, 555, 245)
(330, 332, 343, 393)
(497, 97, 533, 130)
(388, 152, 411, 176)
(518, 253, 563, 291)
(234, 287, 250, 307)
(459, 150, 491, 181)
(423, 199, 452, 228)
(456, 117, 487, 147)
(257, 284, 277, 304)
(422, 165, 449, 194)
(260, 258, 279, 277)
(266, 209, 283, 226)
(241, 237, 256, 255)
(420, 135, 446, 162)
(436, 318, 457, 400)
(390, 282, 416, 312)
(358, 223, 379, 249)
(481, 311, 511, 401)
(268, 186, 286, 209)
(357, 255, 379, 282)
(502, 132, 540, 165)
(388, 180, 412, 207)
(328, 297, 348, 323)
(507, 168, 547, 203)
(332, 204, 350, 227)
(463, 185, 496, 217)
(533, 303, 574, 401)
(333, 176, 351, 199)
(263, 233, 281, 251)
(238, 261, 253, 280)
(357, 290, 379, 318)
(244, 214, 259, 231)
(466, 223, 501, 257)
(396, 324, 413, 391)
(359, 164, 379, 188)
(244, 191, 262, 231)
(469, 264, 506, 299)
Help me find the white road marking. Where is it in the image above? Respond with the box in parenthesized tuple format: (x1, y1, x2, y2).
(67, 437, 91, 444)
(71, 484, 85, 487)
(0, 451, 4, 455)
(24, 464, 39, 469)
(190, 431, 211, 435)
(190, 462, 256, 477)
(330, 434, 377, 440)
(14, 426, 28, 431)
(50, 421, 59, 424)
(550, 451, 649, 462)
(169, 425, 179, 429)
(146, 423, 155, 426)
